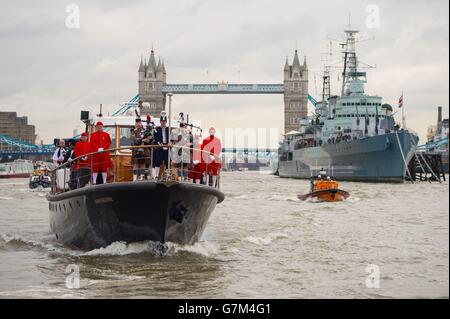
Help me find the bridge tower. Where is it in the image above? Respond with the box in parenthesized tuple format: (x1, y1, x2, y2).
(138, 49, 166, 117)
(283, 50, 308, 133)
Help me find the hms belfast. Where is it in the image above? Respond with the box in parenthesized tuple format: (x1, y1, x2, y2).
(278, 29, 419, 182)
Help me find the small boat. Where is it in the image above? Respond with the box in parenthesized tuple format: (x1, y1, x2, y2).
(298, 175, 349, 202)
(29, 165, 52, 189)
(47, 110, 225, 251)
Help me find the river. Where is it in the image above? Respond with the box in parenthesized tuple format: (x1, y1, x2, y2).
(0, 171, 448, 298)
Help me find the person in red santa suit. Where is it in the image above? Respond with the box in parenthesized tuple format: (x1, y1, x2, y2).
(189, 132, 203, 184)
(90, 122, 112, 184)
(200, 127, 222, 187)
(74, 132, 92, 188)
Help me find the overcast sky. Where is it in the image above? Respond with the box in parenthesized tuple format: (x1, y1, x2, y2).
(0, 0, 448, 147)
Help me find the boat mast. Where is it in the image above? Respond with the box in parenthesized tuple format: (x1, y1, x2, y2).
(340, 29, 359, 96)
(321, 43, 332, 103)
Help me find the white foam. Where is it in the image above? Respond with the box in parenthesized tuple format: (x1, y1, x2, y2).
(244, 233, 289, 246)
(172, 241, 220, 257)
(83, 241, 150, 256)
(83, 240, 220, 257)
(264, 194, 299, 202)
(0, 196, 13, 200)
(346, 196, 359, 202)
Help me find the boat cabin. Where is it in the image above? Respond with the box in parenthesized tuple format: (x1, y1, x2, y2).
(83, 114, 162, 183)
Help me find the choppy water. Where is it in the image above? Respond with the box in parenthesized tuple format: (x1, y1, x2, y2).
(0, 172, 448, 298)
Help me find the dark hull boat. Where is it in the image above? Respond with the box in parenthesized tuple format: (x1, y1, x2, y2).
(47, 181, 224, 251)
(30, 174, 51, 189)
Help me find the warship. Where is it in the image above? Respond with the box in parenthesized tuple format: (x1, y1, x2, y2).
(277, 29, 419, 182)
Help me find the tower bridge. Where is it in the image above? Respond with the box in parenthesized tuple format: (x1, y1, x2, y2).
(139, 48, 309, 134)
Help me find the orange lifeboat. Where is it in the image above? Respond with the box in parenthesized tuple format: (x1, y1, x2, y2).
(298, 177, 349, 202)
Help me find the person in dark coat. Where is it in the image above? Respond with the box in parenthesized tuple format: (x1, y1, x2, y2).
(152, 114, 171, 178)
(131, 118, 151, 181)
(63, 139, 77, 190)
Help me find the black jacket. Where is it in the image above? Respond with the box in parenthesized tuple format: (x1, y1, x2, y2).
(154, 126, 170, 145)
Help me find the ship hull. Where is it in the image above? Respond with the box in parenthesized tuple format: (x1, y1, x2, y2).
(47, 181, 224, 251)
(0, 173, 30, 178)
(278, 131, 418, 182)
(298, 189, 350, 202)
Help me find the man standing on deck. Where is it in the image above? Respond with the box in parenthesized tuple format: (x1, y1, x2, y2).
(74, 132, 92, 188)
(201, 127, 222, 187)
(52, 139, 67, 165)
(63, 139, 77, 190)
(90, 121, 112, 184)
(131, 118, 151, 181)
(172, 122, 192, 181)
(153, 114, 170, 179)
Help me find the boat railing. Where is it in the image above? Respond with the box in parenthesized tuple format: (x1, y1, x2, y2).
(49, 144, 222, 194)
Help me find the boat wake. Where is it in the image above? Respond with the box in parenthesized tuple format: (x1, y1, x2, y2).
(0, 233, 65, 254)
(83, 240, 220, 257)
(244, 233, 289, 246)
(0, 233, 220, 258)
(264, 194, 299, 202)
(345, 196, 359, 203)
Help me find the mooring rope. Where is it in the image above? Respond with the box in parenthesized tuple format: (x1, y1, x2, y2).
(395, 131, 413, 183)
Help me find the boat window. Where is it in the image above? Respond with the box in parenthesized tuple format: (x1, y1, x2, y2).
(119, 127, 133, 147)
(105, 127, 117, 149)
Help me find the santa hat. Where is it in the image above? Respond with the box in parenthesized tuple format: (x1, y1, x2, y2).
(96, 121, 104, 126)
(81, 132, 87, 137)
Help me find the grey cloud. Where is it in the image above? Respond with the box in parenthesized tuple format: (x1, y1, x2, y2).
(0, 0, 448, 144)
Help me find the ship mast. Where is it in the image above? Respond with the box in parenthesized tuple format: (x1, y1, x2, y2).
(321, 42, 332, 103)
(340, 29, 359, 96)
